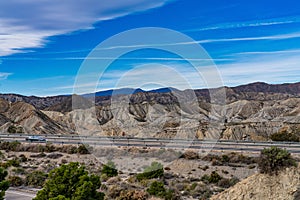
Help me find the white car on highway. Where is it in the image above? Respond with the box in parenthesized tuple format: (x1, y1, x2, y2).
(25, 136, 47, 142)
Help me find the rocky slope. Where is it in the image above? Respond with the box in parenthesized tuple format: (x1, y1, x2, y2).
(210, 165, 300, 200)
(0, 98, 69, 134)
(0, 82, 300, 139)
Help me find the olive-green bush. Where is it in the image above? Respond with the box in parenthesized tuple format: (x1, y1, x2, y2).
(258, 147, 297, 175)
(136, 162, 164, 181)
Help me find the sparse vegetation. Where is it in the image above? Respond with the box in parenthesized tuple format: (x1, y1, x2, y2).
(258, 146, 297, 175)
(147, 181, 174, 200)
(102, 161, 118, 177)
(25, 171, 47, 188)
(201, 171, 239, 189)
(201, 171, 222, 184)
(0, 143, 263, 199)
(270, 130, 299, 142)
(202, 152, 257, 166)
(217, 177, 239, 188)
(137, 162, 164, 181)
(0, 141, 92, 155)
(7, 125, 23, 133)
(8, 176, 23, 187)
(76, 144, 90, 154)
(117, 190, 148, 200)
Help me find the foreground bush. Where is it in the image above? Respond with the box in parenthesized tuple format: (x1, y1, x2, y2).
(258, 147, 297, 175)
(137, 162, 164, 181)
(34, 162, 104, 200)
(0, 167, 9, 200)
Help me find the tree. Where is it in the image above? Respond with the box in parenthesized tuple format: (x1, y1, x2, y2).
(34, 162, 104, 200)
(0, 167, 9, 200)
(258, 147, 297, 175)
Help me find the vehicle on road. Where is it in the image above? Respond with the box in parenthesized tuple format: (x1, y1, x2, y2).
(25, 136, 46, 142)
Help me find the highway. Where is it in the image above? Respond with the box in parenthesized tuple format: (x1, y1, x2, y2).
(1, 133, 300, 154)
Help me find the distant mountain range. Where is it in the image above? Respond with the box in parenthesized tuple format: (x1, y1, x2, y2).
(83, 87, 177, 98)
(0, 82, 299, 109)
(0, 81, 299, 139)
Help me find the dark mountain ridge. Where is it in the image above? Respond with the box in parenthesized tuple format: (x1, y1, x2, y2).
(1, 82, 300, 111)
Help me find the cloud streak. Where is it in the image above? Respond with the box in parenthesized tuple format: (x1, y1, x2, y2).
(0, 72, 12, 80)
(186, 16, 300, 32)
(46, 50, 300, 95)
(2, 30, 299, 58)
(0, 0, 173, 56)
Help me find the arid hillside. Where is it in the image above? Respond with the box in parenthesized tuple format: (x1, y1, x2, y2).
(0, 82, 299, 141)
(211, 164, 300, 200)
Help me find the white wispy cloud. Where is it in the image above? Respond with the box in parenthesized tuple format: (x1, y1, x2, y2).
(215, 55, 300, 86)
(185, 32, 300, 44)
(48, 50, 300, 95)
(52, 62, 222, 94)
(233, 49, 300, 56)
(0, 72, 12, 80)
(186, 16, 300, 32)
(0, 0, 173, 56)
(62, 32, 300, 50)
(2, 30, 299, 58)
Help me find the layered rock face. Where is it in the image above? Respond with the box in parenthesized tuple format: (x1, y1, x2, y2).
(0, 82, 299, 140)
(0, 98, 69, 134)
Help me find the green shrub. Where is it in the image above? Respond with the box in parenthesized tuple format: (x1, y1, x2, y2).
(77, 144, 91, 154)
(44, 144, 56, 153)
(102, 161, 118, 177)
(7, 126, 23, 133)
(12, 167, 26, 175)
(7, 126, 17, 133)
(8, 176, 24, 187)
(0, 167, 9, 199)
(201, 171, 222, 184)
(270, 130, 299, 142)
(60, 145, 77, 154)
(0, 141, 21, 151)
(221, 155, 230, 163)
(147, 181, 165, 197)
(137, 162, 164, 181)
(7, 158, 20, 167)
(203, 153, 256, 166)
(217, 177, 239, 188)
(25, 171, 47, 188)
(147, 181, 174, 200)
(258, 147, 297, 175)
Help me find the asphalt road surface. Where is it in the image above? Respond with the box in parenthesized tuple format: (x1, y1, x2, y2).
(1, 133, 300, 154)
(5, 190, 35, 200)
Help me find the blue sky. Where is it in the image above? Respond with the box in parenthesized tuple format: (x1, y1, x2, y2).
(0, 0, 300, 96)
